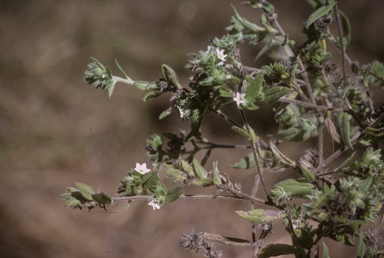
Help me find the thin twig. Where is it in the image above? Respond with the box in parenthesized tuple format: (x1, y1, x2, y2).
(333, 3, 364, 130)
(209, 107, 242, 127)
(278, 97, 343, 112)
(112, 193, 269, 205)
(239, 109, 269, 197)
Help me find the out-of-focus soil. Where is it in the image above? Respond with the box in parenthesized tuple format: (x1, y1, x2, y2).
(1, 1, 383, 257)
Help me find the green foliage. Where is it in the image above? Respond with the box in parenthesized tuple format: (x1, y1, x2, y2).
(60, 182, 111, 211)
(68, 1, 384, 257)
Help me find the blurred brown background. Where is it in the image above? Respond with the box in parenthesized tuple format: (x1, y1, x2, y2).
(1, 1, 384, 257)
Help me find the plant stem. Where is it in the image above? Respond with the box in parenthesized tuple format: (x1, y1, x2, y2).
(239, 109, 269, 198)
(333, 4, 364, 130)
(112, 75, 135, 85)
(278, 97, 343, 112)
(112, 193, 269, 204)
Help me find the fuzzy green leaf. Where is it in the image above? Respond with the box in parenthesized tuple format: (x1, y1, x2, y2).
(258, 244, 306, 258)
(339, 10, 351, 47)
(265, 86, 292, 103)
(322, 242, 330, 258)
(115, 59, 129, 79)
(340, 112, 353, 149)
(161, 64, 181, 89)
(159, 107, 173, 120)
(236, 209, 286, 224)
(212, 161, 222, 185)
(244, 73, 264, 101)
(270, 179, 314, 202)
(306, 0, 335, 29)
(165, 184, 182, 202)
(193, 159, 207, 179)
(123, 200, 132, 213)
(300, 165, 315, 183)
(357, 231, 367, 258)
(65, 198, 82, 207)
(75, 182, 95, 201)
(143, 91, 162, 102)
(142, 170, 159, 192)
(91, 192, 112, 204)
(192, 178, 212, 187)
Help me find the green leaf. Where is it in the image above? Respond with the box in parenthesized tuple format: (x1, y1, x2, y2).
(65, 198, 81, 207)
(300, 165, 315, 183)
(185, 113, 204, 142)
(244, 73, 264, 101)
(258, 244, 306, 258)
(161, 64, 181, 89)
(340, 112, 353, 149)
(333, 151, 356, 172)
(232, 152, 257, 169)
(236, 209, 286, 224)
(329, 233, 356, 246)
(305, 0, 327, 9)
(212, 161, 222, 185)
(265, 86, 292, 103)
(322, 242, 329, 258)
(306, 0, 335, 29)
(75, 182, 95, 201)
(270, 179, 314, 202)
(91, 192, 112, 204)
(181, 160, 195, 177)
(278, 127, 304, 142)
(193, 159, 207, 179)
(123, 200, 132, 213)
(231, 125, 259, 143)
(142, 170, 159, 192)
(66, 187, 79, 193)
(115, 59, 129, 79)
(165, 184, 182, 202)
(339, 10, 351, 47)
(134, 81, 151, 91)
(357, 231, 367, 258)
(159, 107, 173, 120)
(143, 91, 162, 102)
(192, 178, 212, 186)
(200, 149, 211, 167)
(60, 193, 72, 200)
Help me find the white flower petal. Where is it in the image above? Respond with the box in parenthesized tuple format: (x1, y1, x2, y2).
(233, 92, 246, 107)
(216, 48, 227, 62)
(148, 199, 161, 210)
(134, 163, 151, 174)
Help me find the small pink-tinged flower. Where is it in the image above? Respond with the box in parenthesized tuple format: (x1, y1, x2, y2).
(233, 92, 246, 107)
(216, 48, 227, 62)
(205, 46, 211, 54)
(148, 199, 161, 210)
(134, 163, 151, 174)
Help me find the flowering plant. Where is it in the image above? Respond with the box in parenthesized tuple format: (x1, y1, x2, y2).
(61, 0, 384, 257)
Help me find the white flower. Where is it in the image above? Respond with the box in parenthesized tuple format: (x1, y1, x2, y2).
(233, 92, 246, 107)
(226, 75, 232, 80)
(205, 46, 211, 54)
(134, 163, 151, 174)
(148, 198, 161, 210)
(177, 106, 184, 118)
(216, 48, 227, 62)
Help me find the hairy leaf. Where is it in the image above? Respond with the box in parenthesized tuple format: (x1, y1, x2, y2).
(236, 209, 286, 224)
(166, 184, 182, 202)
(258, 244, 306, 258)
(75, 182, 95, 201)
(306, 0, 335, 29)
